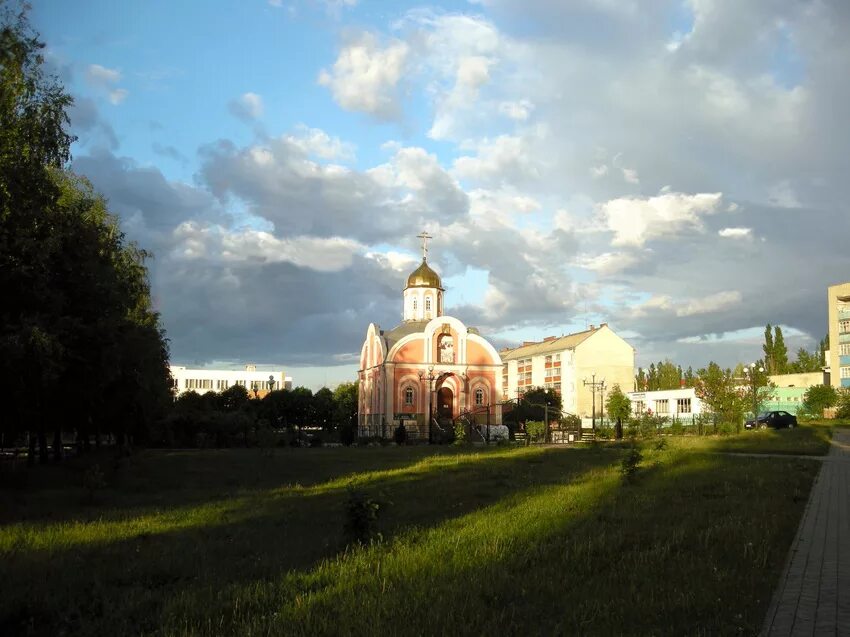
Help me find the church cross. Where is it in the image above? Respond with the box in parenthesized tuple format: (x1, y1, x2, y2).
(417, 231, 433, 261)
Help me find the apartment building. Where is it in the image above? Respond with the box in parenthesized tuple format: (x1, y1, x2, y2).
(827, 282, 850, 389)
(170, 365, 293, 397)
(500, 323, 635, 417)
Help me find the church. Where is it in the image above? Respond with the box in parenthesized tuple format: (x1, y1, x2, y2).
(358, 233, 503, 441)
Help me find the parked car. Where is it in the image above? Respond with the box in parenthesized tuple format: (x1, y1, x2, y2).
(744, 411, 797, 430)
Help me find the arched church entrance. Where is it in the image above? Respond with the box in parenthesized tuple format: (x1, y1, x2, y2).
(437, 386, 454, 420)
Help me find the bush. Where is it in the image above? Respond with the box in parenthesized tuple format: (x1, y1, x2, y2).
(525, 421, 546, 442)
(620, 446, 643, 483)
(595, 423, 614, 440)
(393, 423, 408, 445)
(343, 489, 383, 545)
(453, 420, 468, 445)
(670, 419, 684, 436)
(837, 388, 850, 419)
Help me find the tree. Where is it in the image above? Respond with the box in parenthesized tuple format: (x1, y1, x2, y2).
(333, 381, 359, 445)
(313, 387, 335, 431)
(801, 384, 838, 418)
(695, 362, 747, 430)
(763, 325, 775, 374)
(0, 6, 171, 462)
(605, 384, 631, 440)
(773, 326, 788, 374)
(635, 368, 647, 391)
(837, 388, 850, 420)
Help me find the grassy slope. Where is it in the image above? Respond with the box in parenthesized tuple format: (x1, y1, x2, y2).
(0, 443, 820, 636)
(666, 424, 833, 456)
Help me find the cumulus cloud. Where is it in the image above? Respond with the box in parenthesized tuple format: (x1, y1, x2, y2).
(599, 191, 724, 247)
(317, 33, 409, 119)
(228, 92, 264, 121)
(284, 125, 355, 161)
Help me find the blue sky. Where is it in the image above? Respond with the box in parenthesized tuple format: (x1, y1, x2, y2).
(30, 0, 850, 389)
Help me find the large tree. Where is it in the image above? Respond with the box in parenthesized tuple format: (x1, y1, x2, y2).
(605, 384, 631, 439)
(0, 5, 171, 461)
(695, 362, 747, 430)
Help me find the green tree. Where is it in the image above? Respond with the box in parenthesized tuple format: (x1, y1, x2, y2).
(801, 384, 838, 418)
(773, 326, 788, 374)
(605, 384, 631, 440)
(836, 388, 850, 420)
(0, 7, 171, 461)
(313, 387, 335, 431)
(333, 381, 359, 444)
(763, 325, 775, 374)
(655, 360, 682, 390)
(695, 362, 747, 431)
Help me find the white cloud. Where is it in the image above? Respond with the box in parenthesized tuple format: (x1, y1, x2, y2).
(632, 290, 742, 318)
(318, 33, 409, 119)
(228, 92, 264, 121)
(574, 251, 644, 275)
(718, 227, 752, 239)
(599, 190, 724, 247)
(284, 125, 355, 161)
(453, 132, 544, 184)
(86, 64, 121, 86)
(172, 223, 363, 272)
(86, 64, 129, 105)
(590, 165, 609, 178)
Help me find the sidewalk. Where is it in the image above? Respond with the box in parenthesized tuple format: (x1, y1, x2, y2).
(762, 430, 850, 636)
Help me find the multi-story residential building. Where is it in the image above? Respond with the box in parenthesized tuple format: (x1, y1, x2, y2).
(499, 323, 635, 417)
(170, 365, 292, 397)
(827, 282, 850, 389)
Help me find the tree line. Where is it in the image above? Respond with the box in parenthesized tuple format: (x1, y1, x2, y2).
(1, 5, 173, 463)
(162, 382, 358, 448)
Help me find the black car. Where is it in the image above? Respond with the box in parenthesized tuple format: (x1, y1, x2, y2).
(744, 411, 798, 430)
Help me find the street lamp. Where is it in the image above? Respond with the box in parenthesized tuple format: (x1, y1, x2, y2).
(583, 373, 606, 432)
(419, 365, 438, 443)
(745, 363, 765, 429)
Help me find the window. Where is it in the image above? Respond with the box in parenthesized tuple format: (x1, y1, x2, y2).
(677, 398, 692, 414)
(554, 353, 560, 362)
(840, 319, 850, 333)
(426, 297, 431, 312)
(404, 387, 414, 405)
(413, 299, 418, 312)
(635, 401, 645, 413)
(656, 399, 669, 414)
(545, 367, 553, 378)
(475, 388, 484, 405)
(840, 343, 850, 356)
(841, 367, 850, 379)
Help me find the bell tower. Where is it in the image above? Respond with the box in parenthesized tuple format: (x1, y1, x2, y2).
(403, 232, 444, 322)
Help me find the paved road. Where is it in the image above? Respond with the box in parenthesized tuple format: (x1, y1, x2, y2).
(762, 430, 850, 636)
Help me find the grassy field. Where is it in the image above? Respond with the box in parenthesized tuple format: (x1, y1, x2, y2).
(664, 423, 833, 456)
(0, 439, 821, 636)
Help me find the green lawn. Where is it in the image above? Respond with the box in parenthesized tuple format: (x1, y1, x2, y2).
(1, 442, 820, 635)
(663, 424, 833, 456)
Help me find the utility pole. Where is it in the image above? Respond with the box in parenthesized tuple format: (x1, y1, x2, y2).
(583, 374, 606, 433)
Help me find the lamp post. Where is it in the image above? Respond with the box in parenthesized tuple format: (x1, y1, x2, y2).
(745, 363, 765, 430)
(419, 365, 438, 443)
(583, 374, 606, 432)
(268, 375, 276, 393)
(252, 382, 260, 399)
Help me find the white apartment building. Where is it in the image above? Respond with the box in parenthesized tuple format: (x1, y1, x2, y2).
(170, 365, 292, 397)
(827, 282, 850, 389)
(500, 323, 635, 417)
(627, 388, 703, 419)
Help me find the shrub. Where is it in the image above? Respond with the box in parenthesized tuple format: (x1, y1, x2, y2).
(393, 423, 408, 445)
(343, 489, 383, 545)
(837, 388, 850, 419)
(669, 419, 684, 436)
(525, 420, 546, 442)
(453, 420, 468, 445)
(620, 446, 643, 483)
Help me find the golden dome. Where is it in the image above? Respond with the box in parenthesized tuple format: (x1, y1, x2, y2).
(406, 259, 443, 289)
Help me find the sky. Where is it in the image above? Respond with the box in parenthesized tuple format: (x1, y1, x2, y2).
(30, 0, 850, 390)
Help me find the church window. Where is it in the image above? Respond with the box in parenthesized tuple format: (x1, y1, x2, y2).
(475, 388, 485, 406)
(413, 299, 417, 312)
(404, 387, 414, 405)
(426, 297, 432, 312)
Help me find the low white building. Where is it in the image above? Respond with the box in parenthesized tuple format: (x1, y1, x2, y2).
(170, 365, 292, 397)
(627, 388, 703, 419)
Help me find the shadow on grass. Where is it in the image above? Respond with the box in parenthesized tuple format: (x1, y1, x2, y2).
(1, 445, 620, 635)
(1, 444, 820, 636)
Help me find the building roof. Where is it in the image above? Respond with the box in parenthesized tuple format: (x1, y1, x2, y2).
(381, 320, 429, 350)
(405, 259, 443, 290)
(499, 326, 601, 361)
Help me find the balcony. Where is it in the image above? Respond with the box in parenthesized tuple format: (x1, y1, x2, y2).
(838, 308, 850, 321)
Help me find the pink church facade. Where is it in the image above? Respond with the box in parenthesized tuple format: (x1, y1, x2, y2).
(358, 254, 503, 441)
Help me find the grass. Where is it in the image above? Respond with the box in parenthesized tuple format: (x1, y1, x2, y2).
(661, 424, 833, 456)
(0, 441, 821, 635)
